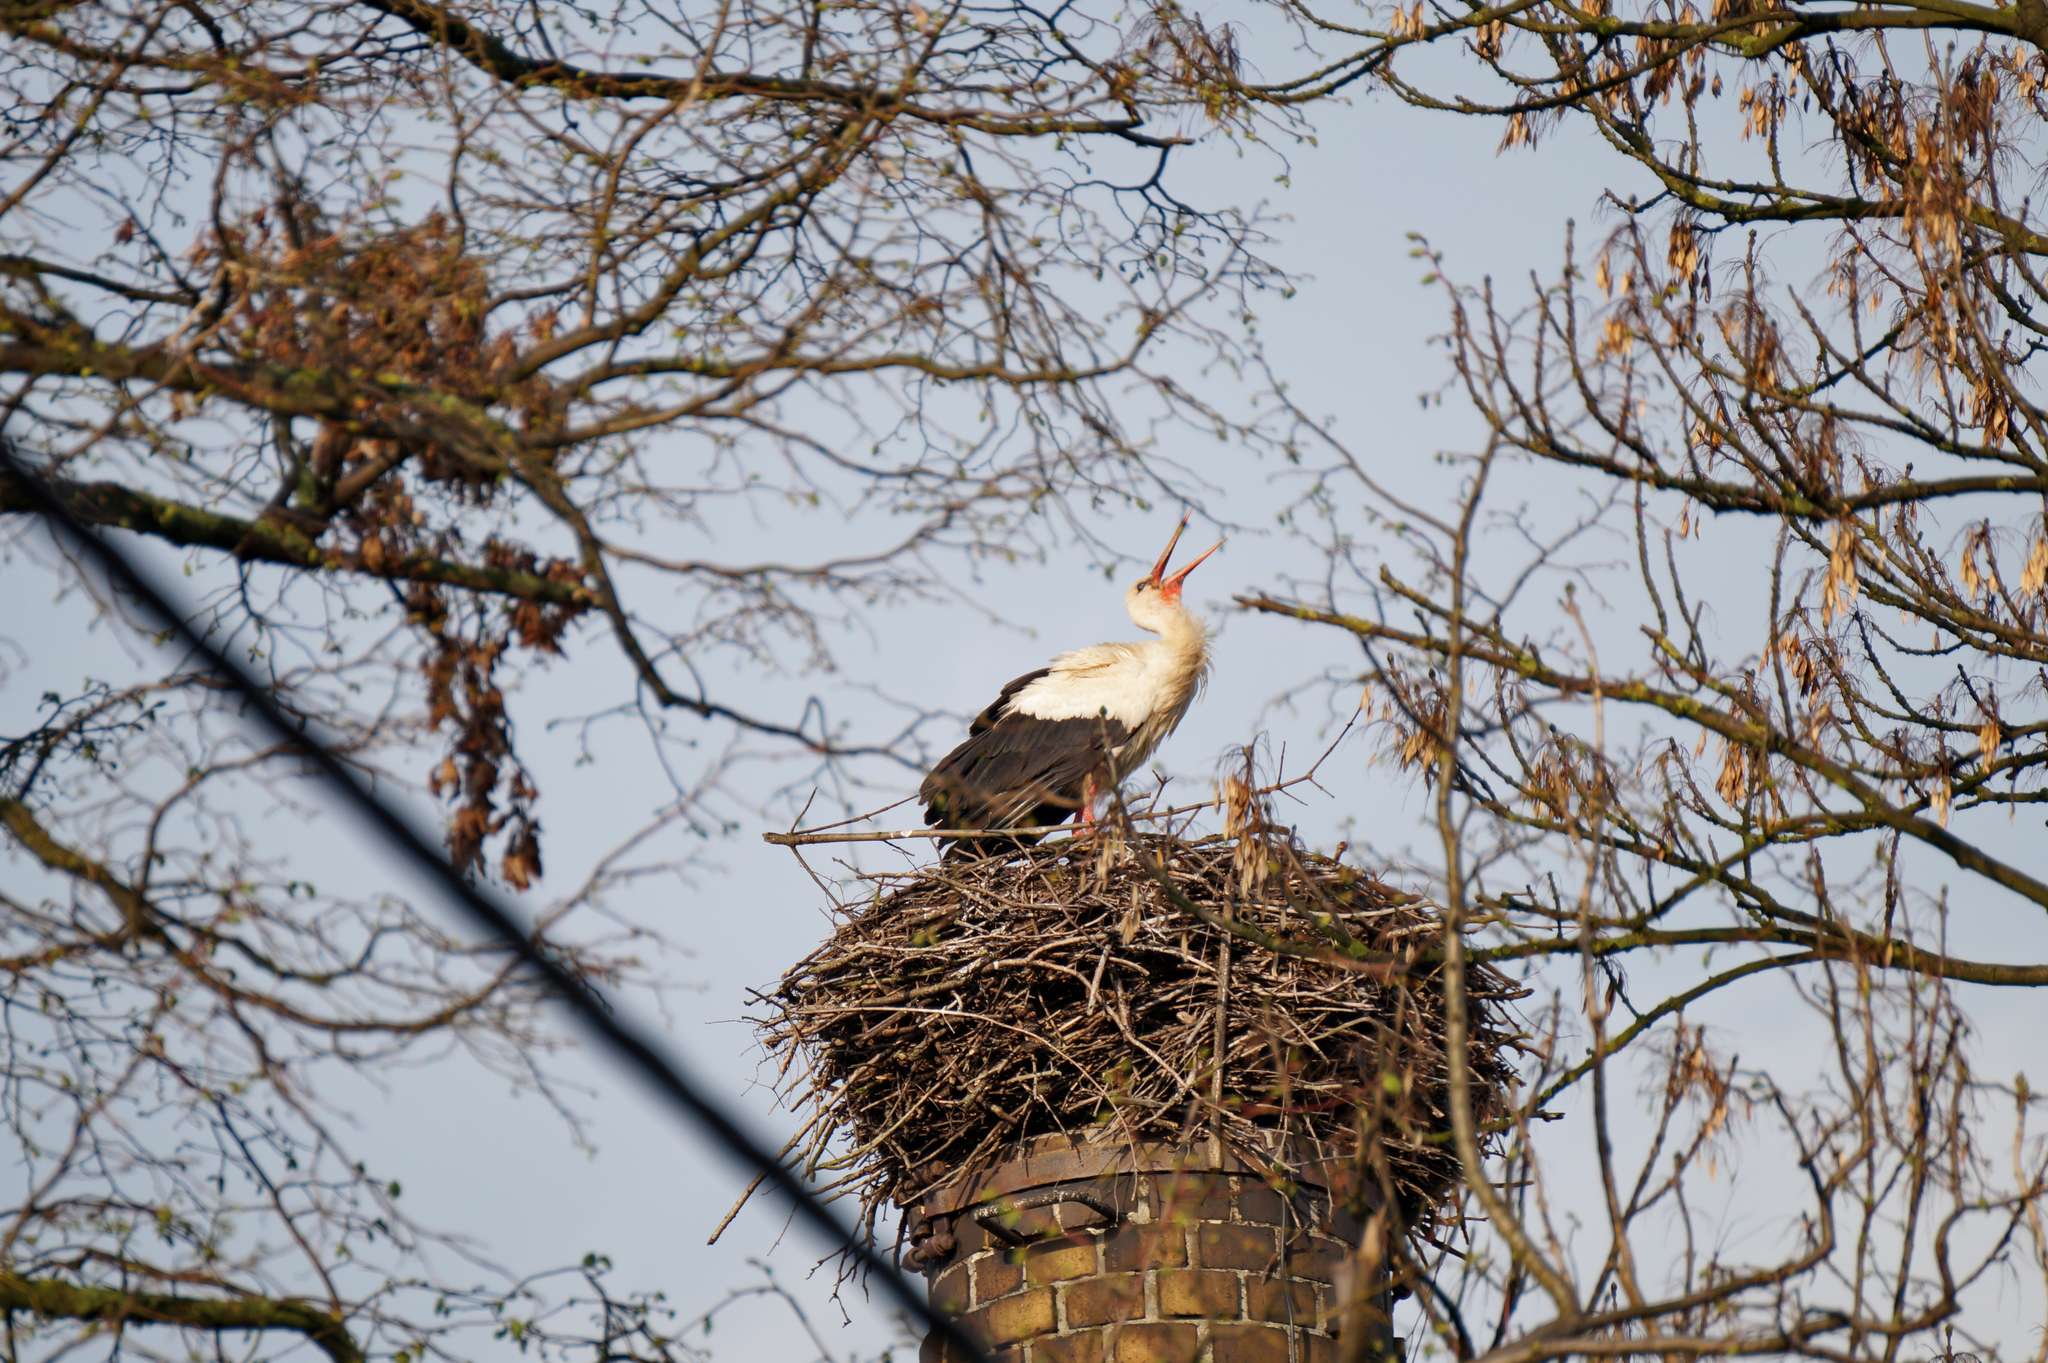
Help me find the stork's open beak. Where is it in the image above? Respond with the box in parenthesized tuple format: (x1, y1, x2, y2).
(1148, 515, 1189, 584)
(1149, 513, 1223, 597)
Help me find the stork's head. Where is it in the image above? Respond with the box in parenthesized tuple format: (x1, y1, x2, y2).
(1126, 513, 1222, 634)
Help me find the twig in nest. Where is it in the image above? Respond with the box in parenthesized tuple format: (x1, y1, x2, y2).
(748, 821, 1525, 1269)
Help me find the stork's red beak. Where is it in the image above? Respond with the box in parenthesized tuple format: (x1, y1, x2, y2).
(1149, 513, 1223, 599)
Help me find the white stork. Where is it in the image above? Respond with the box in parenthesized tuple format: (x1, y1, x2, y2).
(921, 515, 1221, 853)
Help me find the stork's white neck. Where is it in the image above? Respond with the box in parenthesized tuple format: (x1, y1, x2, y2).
(1123, 588, 1208, 674)
(1131, 601, 1209, 713)
(1151, 604, 1206, 657)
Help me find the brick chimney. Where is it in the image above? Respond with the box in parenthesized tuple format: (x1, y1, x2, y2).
(909, 1134, 1396, 1363)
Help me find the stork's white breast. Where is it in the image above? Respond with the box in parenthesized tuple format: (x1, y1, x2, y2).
(1007, 644, 1163, 727)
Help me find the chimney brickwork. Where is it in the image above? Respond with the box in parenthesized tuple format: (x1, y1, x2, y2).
(912, 1137, 1394, 1363)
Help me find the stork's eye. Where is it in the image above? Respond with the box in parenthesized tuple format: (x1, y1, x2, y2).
(1134, 580, 1152, 593)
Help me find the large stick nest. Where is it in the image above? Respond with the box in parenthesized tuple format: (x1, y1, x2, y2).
(757, 826, 1526, 1251)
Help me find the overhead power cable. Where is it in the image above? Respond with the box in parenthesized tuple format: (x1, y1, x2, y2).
(0, 440, 986, 1363)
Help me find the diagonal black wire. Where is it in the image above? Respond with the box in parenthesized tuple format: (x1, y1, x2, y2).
(0, 440, 987, 1363)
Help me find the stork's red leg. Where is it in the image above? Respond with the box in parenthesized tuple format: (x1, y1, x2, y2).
(1079, 773, 1099, 830)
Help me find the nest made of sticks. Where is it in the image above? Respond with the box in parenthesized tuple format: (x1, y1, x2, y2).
(756, 826, 1525, 1252)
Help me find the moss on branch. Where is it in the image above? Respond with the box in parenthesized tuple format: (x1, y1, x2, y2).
(0, 1270, 363, 1363)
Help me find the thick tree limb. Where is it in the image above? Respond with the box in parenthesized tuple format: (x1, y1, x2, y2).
(0, 1270, 363, 1363)
(0, 470, 594, 606)
(347, 0, 1182, 143)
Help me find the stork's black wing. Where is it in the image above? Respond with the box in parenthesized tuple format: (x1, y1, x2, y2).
(921, 669, 1129, 855)
(967, 669, 1049, 736)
